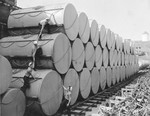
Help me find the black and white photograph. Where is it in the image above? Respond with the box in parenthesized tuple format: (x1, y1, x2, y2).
(0, 0, 150, 116)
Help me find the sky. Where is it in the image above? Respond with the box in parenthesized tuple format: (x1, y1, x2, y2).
(17, 0, 150, 41)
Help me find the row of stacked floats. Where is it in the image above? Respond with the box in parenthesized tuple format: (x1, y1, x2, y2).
(0, 3, 139, 116)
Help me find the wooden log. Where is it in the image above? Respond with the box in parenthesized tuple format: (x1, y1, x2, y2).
(124, 53, 128, 66)
(106, 29, 112, 50)
(114, 50, 118, 66)
(130, 55, 133, 65)
(85, 42, 95, 70)
(78, 12, 90, 43)
(72, 38, 85, 72)
(122, 66, 126, 80)
(79, 68, 91, 99)
(112, 66, 116, 85)
(121, 52, 125, 66)
(99, 66, 106, 90)
(8, 3, 79, 41)
(122, 40, 125, 53)
(111, 32, 115, 51)
(124, 39, 130, 54)
(1, 88, 25, 116)
(131, 55, 134, 65)
(125, 65, 129, 79)
(108, 49, 114, 67)
(116, 66, 120, 83)
(116, 51, 119, 66)
(11, 69, 63, 116)
(130, 65, 134, 75)
(91, 67, 99, 94)
(119, 36, 123, 52)
(120, 66, 123, 81)
(0, 33, 72, 74)
(102, 47, 108, 68)
(115, 34, 120, 51)
(95, 45, 102, 69)
(129, 54, 131, 65)
(99, 25, 106, 49)
(117, 51, 121, 66)
(64, 68, 79, 105)
(89, 20, 99, 46)
(123, 39, 126, 53)
(106, 66, 112, 87)
(0, 55, 12, 95)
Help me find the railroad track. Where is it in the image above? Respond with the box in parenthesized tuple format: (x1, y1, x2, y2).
(55, 66, 149, 116)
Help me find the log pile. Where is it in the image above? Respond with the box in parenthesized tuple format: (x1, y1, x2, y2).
(0, 3, 140, 116)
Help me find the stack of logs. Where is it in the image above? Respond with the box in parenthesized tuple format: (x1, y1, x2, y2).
(0, 3, 139, 116)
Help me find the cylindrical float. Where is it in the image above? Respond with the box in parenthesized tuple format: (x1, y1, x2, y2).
(108, 49, 114, 67)
(112, 66, 116, 85)
(119, 37, 123, 52)
(111, 32, 115, 51)
(72, 38, 85, 72)
(102, 47, 108, 68)
(106, 29, 112, 50)
(12, 69, 63, 116)
(78, 12, 90, 43)
(115, 34, 120, 51)
(95, 45, 102, 69)
(122, 66, 126, 80)
(1, 88, 25, 116)
(64, 68, 79, 105)
(106, 66, 112, 87)
(0, 33, 72, 74)
(116, 66, 120, 83)
(89, 20, 99, 46)
(99, 25, 106, 49)
(99, 67, 106, 90)
(8, 3, 79, 41)
(117, 51, 121, 66)
(114, 50, 118, 66)
(119, 66, 123, 81)
(121, 52, 125, 66)
(79, 68, 91, 99)
(116, 51, 119, 66)
(125, 65, 129, 79)
(0, 55, 12, 94)
(85, 42, 95, 70)
(125, 53, 129, 66)
(91, 67, 99, 94)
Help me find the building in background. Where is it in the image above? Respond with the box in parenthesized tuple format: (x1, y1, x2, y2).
(142, 31, 149, 41)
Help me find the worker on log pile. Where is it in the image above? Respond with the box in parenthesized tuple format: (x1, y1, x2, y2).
(21, 62, 34, 94)
(63, 85, 73, 107)
(38, 18, 50, 39)
(60, 85, 72, 115)
(31, 18, 49, 70)
(32, 41, 42, 70)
